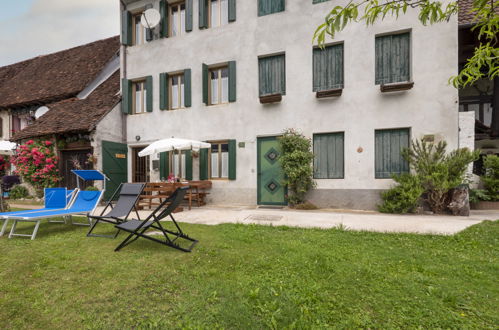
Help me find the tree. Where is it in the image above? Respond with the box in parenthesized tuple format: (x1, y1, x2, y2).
(314, 0, 498, 88)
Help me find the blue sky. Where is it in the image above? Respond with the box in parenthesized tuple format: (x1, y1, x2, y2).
(0, 0, 34, 21)
(0, 0, 119, 66)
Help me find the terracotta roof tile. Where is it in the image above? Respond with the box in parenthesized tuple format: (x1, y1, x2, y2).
(459, 0, 499, 25)
(12, 71, 121, 140)
(0, 36, 120, 109)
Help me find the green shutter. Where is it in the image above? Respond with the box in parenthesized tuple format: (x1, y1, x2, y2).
(202, 63, 209, 104)
(313, 0, 330, 3)
(228, 61, 236, 102)
(313, 44, 344, 92)
(121, 79, 132, 114)
(375, 33, 410, 85)
(313, 133, 344, 179)
(199, 148, 209, 180)
(259, 54, 286, 96)
(186, 0, 193, 31)
(159, 72, 169, 110)
(258, 0, 285, 16)
(228, 0, 236, 22)
(121, 11, 132, 46)
(159, 1, 169, 38)
(184, 69, 192, 107)
(375, 129, 410, 178)
(185, 150, 193, 180)
(159, 152, 170, 180)
(199, 0, 208, 28)
(145, 76, 153, 112)
(228, 140, 237, 180)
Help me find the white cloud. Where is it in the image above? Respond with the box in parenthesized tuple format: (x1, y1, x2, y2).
(0, 0, 119, 66)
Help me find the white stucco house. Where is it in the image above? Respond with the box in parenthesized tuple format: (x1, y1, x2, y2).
(118, 0, 473, 209)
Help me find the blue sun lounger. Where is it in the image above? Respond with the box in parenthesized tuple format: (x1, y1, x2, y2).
(0, 188, 76, 237)
(7, 190, 103, 240)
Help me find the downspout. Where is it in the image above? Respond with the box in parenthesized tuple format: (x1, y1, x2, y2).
(120, 0, 127, 144)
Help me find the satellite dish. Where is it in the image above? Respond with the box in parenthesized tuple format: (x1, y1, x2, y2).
(34, 106, 49, 119)
(141, 8, 161, 29)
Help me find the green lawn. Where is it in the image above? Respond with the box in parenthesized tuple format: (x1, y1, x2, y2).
(0, 218, 497, 329)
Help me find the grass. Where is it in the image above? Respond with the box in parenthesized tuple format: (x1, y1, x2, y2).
(0, 216, 497, 329)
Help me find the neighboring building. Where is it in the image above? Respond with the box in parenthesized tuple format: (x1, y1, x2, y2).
(119, 0, 461, 209)
(458, 0, 499, 175)
(0, 37, 125, 196)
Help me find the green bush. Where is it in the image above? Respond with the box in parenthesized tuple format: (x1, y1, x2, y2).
(404, 140, 479, 213)
(469, 189, 491, 204)
(278, 129, 316, 206)
(85, 186, 99, 191)
(482, 155, 499, 201)
(9, 185, 29, 200)
(379, 174, 424, 213)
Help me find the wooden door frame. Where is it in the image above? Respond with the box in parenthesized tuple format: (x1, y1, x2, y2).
(256, 135, 287, 206)
(131, 146, 150, 183)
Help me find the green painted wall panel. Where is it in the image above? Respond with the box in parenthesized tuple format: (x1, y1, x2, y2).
(375, 129, 410, 178)
(313, 133, 344, 179)
(228, 61, 236, 102)
(258, 54, 286, 96)
(375, 33, 410, 84)
(313, 44, 344, 92)
(184, 68, 192, 107)
(258, 0, 285, 16)
(145, 76, 153, 112)
(121, 11, 132, 46)
(159, 72, 168, 110)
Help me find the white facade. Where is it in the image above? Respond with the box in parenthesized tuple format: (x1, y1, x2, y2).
(123, 0, 459, 209)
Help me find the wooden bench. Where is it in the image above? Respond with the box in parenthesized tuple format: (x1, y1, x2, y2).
(138, 181, 212, 211)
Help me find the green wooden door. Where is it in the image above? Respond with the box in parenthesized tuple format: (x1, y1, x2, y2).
(102, 140, 128, 200)
(257, 136, 286, 205)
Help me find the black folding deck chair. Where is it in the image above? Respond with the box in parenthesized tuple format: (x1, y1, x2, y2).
(114, 186, 197, 252)
(87, 183, 145, 238)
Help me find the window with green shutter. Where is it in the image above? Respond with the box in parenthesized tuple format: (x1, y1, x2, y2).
(259, 54, 286, 96)
(313, 132, 344, 179)
(203, 62, 236, 105)
(375, 32, 411, 85)
(258, 0, 285, 16)
(169, 150, 192, 179)
(200, 140, 236, 180)
(313, 43, 344, 92)
(375, 128, 410, 179)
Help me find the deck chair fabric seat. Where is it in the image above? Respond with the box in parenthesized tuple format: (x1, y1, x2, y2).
(114, 186, 197, 253)
(8, 190, 102, 240)
(0, 188, 75, 237)
(87, 183, 144, 238)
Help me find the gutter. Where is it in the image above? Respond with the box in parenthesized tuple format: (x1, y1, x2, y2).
(120, 0, 127, 144)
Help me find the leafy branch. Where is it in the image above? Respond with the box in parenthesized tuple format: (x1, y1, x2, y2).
(314, 0, 499, 88)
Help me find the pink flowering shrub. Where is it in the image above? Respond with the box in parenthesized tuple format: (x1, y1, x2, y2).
(11, 139, 60, 191)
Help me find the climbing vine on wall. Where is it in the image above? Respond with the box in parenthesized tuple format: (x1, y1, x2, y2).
(278, 129, 316, 206)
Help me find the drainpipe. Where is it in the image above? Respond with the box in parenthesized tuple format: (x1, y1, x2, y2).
(120, 0, 127, 144)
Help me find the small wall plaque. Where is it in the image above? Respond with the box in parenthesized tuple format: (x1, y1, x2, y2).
(238, 142, 245, 148)
(115, 153, 126, 159)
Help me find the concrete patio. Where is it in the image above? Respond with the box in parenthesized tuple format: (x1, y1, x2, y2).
(10, 203, 499, 235)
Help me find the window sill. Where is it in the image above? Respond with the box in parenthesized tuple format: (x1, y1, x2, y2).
(260, 94, 282, 104)
(316, 88, 343, 99)
(380, 81, 414, 93)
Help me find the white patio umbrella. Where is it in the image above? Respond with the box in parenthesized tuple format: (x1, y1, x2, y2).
(0, 141, 17, 155)
(138, 138, 211, 157)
